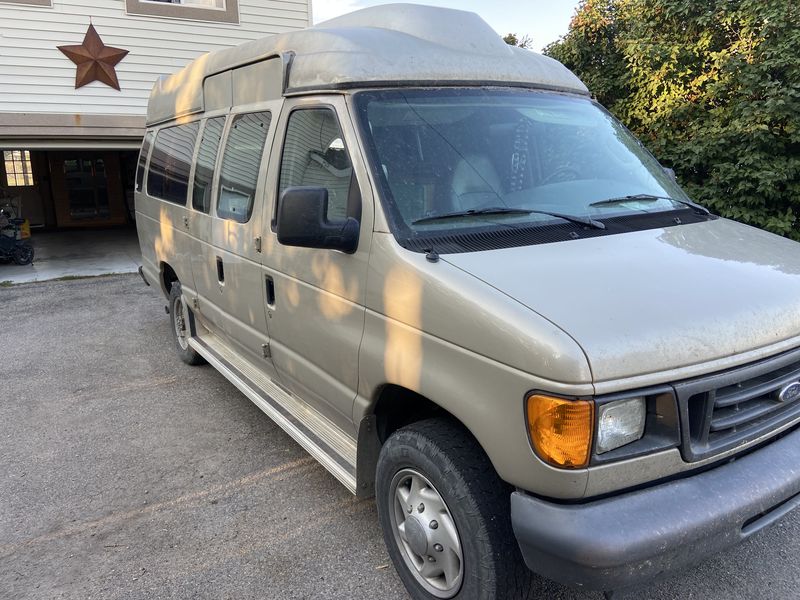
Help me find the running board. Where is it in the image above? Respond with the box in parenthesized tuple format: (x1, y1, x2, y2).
(188, 334, 358, 494)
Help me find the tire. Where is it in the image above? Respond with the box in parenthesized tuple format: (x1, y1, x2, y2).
(12, 243, 33, 265)
(169, 282, 205, 365)
(376, 418, 533, 600)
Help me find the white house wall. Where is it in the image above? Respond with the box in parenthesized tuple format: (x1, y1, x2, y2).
(0, 0, 311, 117)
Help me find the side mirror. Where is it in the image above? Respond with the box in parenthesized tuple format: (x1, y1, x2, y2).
(663, 167, 677, 182)
(276, 187, 359, 253)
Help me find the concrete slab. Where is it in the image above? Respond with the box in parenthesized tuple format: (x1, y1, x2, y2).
(0, 227, 140, 285)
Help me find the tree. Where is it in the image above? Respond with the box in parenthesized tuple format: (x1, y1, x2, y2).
(544, 0, 629, 110)
(503, 33, 533, 49)
(546, 0, 800, 240)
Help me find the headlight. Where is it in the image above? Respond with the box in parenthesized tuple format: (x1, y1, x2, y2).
(527, 389, 678, 469)
(526, 394, 594, 469)
(596, 397, 646, 454)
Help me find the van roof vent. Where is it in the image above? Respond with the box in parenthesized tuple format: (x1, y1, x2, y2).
(146, 4, 588, 127)
(314, 3, 511, 57)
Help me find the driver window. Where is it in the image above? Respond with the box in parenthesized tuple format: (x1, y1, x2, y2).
(278, 108, 353, 222)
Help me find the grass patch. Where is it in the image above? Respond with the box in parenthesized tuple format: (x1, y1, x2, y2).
(0, 280, 12, 287)
(53, 272, 126, 282)
(54, 275, 90, 281)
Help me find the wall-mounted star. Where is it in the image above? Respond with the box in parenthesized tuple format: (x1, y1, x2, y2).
(58, 24, 129, 91)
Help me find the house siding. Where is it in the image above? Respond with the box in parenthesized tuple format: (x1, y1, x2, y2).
(0, 0, 311, 117)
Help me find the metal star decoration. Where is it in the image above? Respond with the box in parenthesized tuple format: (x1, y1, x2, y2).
(58, 24, 129, 91)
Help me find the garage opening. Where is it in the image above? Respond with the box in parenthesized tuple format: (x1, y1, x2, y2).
(1, 148, 141, 284)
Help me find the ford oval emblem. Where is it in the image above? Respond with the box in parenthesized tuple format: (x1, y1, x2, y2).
(778, 382, 800, 403)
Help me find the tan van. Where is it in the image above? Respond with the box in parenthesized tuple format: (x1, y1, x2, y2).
(136, 5, 800, 598)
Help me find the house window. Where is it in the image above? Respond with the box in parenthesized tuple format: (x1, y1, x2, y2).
(3, 150, 35, 187)
(126, 0, 238, 23)
(149, 0, 224, 7)
(0, 0, 52, 6)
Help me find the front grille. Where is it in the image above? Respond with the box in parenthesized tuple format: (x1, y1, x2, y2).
(675, 347, 800, 462)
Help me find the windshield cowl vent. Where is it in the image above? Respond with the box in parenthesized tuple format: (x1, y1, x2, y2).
(401, 211, 715, 254)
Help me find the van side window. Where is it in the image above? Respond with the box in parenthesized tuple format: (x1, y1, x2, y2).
(217, 111, 271, 223)
(136, 130, 155, 193)
(147, 122, 200, 205)
(278, 108, 353, 223)
(192, 117, 226, 213)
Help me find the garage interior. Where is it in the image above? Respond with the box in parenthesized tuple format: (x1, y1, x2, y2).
(1, 148, 141, 283)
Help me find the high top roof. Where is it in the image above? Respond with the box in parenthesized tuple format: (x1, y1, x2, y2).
(146, 4, 589, 126)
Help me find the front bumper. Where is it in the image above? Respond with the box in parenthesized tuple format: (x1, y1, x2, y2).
(511, 427, 800, 591)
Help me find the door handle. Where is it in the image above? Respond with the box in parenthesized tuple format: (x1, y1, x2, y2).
(265, 275, 276, 307)
(216, 257, 225, 283)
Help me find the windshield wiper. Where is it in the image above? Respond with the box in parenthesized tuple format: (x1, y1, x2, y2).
(413, 207, 606, 229)
(590, 194, 710, 215)
(413, 207, 529, 224)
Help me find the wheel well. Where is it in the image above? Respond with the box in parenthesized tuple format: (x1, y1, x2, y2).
(160, 262, 178, 297)
(356, 385, 494, 499)
(373, 385, 451, 444)
(355, 385, 458, 498)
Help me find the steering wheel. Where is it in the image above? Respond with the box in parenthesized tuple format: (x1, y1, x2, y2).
(540, 167, 581, 186)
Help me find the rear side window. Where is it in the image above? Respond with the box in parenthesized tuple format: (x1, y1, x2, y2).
(147, 122, 200, 205)
(135, 130, 155, 193)
(192, 117, 225, 213)
(217, 111, 271, 223)
(278, 108, 354, 223)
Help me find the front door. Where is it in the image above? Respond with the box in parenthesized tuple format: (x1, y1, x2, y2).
(49, 152, 127, 227)
(261, 97, 374, 432)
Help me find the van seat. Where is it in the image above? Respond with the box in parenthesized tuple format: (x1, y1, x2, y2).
(450, 155, 503, 211)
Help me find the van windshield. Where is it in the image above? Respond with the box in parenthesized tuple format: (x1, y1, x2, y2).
(354, 88, 707, 250)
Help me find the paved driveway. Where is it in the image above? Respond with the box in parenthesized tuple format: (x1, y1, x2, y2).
(1, 275, 798, 599)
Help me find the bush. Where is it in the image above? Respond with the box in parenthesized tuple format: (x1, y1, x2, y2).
(546, 0, 800, 240)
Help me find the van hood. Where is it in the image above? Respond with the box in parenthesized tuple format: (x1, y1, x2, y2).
(442, 219, 800, 383)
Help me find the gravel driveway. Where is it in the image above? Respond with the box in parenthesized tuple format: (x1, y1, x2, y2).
(1, 275, 798, 599)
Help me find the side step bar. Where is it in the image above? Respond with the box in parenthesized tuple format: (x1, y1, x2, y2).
(188, 334, 358, 494)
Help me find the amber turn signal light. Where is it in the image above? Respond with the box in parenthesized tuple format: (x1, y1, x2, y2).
(526, 394, 594, 469)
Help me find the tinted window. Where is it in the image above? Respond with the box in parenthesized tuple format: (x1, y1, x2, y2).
(147, 122, 200, 205)
(135, 131, 154, 193)
(192, 117, 225, 213)
(279, 108, 353, 223)
(217, 111, 271, 223)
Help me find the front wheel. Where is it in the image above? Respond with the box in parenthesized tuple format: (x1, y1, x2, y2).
(12, 243, 33, 265)
(376, 418, 533, 600)
(169, 282, 205, 365)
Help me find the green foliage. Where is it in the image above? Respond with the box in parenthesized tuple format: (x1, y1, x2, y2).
(544, 0, 629, 109)
(503, 33, 533, 49)
(546, 0, 800, 239)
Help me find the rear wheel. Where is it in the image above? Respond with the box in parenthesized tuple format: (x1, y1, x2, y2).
(169, 282, 205, 365)
(12, 243, 33, 265)
(376, 418, 533, 600)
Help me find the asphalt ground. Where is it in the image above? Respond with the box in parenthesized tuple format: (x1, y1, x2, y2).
(1, 274, 799, 599)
